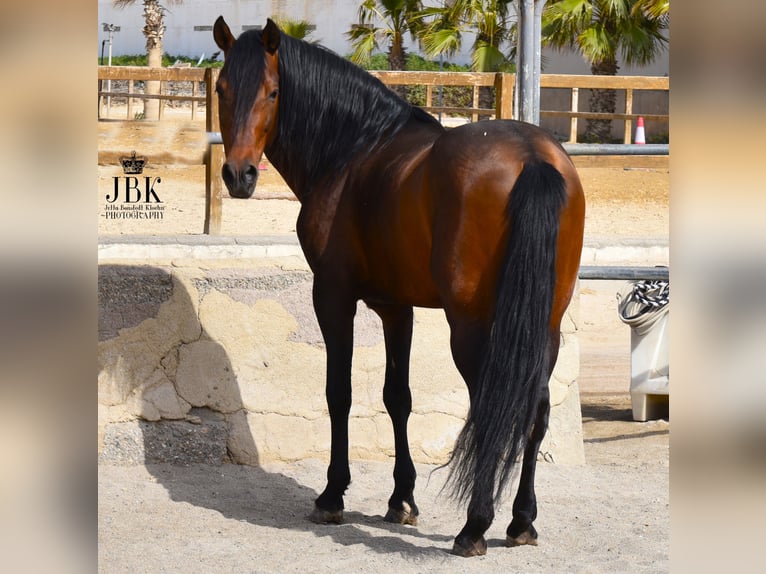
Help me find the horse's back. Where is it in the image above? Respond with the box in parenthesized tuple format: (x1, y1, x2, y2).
(431, 120, 577, 180)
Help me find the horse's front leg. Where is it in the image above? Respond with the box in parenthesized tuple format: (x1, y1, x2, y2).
(368, 303, 418, 526)
(308, 280, 356, 524)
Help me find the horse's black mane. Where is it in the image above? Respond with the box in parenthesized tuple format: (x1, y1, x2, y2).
(225, 29, 443, 193)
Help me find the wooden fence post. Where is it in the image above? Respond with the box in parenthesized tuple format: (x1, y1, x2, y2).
(158, 79, 164, 121)
(568, 87, 579, 143)
(494, 73, 514, 119)
(205, 145, 224, 235)
(624, 88, 634, 144)
(204, 67, 223, 235)
(127, 79, 134, 120)
(191, 81, 198, 121)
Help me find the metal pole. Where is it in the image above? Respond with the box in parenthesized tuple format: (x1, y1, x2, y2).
(438, 54, 444, 123)
(562, 143, 669, 155)
(516, 0, 545, 125)
(102, 24, 118, 118)
(517, 0, 535, 123)
(532, 0, 546, 124)
(100, 40, 106, 118)
(438, 0, 446, 123)
(106, 30, 113, 116)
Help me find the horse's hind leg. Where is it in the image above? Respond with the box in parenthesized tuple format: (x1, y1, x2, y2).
(448, 318, 496, 557)
(506, 332, 559, 547)
(368, 303, 419, 526)
(453, 480, 496, 557)
(309, 280, 356, 525)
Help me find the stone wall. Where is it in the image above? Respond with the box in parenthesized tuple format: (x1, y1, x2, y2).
(98, 251, 583, 467)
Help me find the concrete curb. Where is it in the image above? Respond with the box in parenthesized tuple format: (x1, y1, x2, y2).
(98, 235, 304, 260)
(99, 235, 668, 267)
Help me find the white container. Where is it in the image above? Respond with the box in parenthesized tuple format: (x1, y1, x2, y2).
(618, 280, 669, 421)
(627, 311, 669, 421)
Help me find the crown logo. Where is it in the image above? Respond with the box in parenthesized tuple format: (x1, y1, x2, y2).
(120, 151, 146, 175)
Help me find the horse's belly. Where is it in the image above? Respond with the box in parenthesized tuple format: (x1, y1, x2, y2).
(358, 225, 441, 308)
(363, 249, 441, 308)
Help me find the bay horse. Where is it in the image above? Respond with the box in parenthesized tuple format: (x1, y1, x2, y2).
(212, 16, 585, 557)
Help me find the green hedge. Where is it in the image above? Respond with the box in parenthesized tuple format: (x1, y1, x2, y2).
(99, 53, 223, 68)
(356, 53, 478, 112)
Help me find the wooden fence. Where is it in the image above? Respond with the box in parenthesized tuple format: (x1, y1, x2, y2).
(538, 74, 668, 145)
(97, 66, 668, 234)
(98, 65, 209, 121)
(369, 71, 669, 145)
(96, 67, 668, 140)
(369, 70, 514, 121)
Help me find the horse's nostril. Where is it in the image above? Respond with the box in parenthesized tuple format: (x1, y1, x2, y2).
(244, 163, 258, 182)
(221, 162, 236, 185)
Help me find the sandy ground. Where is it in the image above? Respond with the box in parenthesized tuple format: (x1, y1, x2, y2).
(98, 114, 670, 572)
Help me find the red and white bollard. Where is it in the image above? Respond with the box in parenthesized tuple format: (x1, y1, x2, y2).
(635, 116, 646, 144)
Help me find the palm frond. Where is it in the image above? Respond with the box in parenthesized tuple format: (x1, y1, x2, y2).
(422, 27, 462, 59)
(472, 40, 509, 72)
(618, 19, 667, 65)
(543, 0, 667, 70)
(632, 0, 670, 20)
(577, 23, 614, 64)
(347, 24, 380, 66)
(273, 17, 316, 41)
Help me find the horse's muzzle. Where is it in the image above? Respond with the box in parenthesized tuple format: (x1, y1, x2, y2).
(221, 160, 258, 199)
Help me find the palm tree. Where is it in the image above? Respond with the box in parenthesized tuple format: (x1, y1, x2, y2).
(542, 0, 669, 141)
(419, 0, 515, 73)
(114, 0, 183, 120)
(419, 1, 515, 117)
(272, 17, 318, 42)
(347, 0, 424, 71)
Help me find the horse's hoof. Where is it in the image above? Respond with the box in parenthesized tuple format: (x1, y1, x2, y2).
(506, 529, 538, 547)
(308, 505, 343, 525)
(384, 502, 418, 526)
(451, 536, 487, 557)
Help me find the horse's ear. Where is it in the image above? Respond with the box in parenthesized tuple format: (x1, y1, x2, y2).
(262, 18, 281, 55)
(213, 16, 235, 54)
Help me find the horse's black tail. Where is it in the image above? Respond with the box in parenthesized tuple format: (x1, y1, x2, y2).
(447, 160, 566, 505)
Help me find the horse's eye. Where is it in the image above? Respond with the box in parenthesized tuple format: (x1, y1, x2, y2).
(268, 89, 279, 100)
(215, 84, 224, 97)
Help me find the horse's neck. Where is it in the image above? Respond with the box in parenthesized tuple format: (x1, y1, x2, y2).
(264, 133, 325, 201)
(264, 150, 311, 202)
(265, 47, 418, 200)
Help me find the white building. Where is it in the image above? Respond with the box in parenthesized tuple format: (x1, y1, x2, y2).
(97, 0, 668, 76)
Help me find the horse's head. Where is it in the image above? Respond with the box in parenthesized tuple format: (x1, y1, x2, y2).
(213, 17, 281, 199)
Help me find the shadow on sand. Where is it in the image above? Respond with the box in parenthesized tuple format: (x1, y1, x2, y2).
(98, 264, 454, 558)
